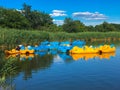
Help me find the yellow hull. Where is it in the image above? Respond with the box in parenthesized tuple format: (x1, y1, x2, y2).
(70, 45, 116, 54)
(5, 49, 20, 54)
(5, 49, 34, 55)
(69, 46, 99, 54)
(20, 50, 34, 54)
(98, 45, 116, 53)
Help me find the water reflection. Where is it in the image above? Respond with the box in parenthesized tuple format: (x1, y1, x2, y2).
(18, 54, 54, 80)
(70, 52, 116, 61)
(0, 77, 15, 90)
(5, 50, 116, 61)
(4, 51, 116, 82)
(0, 47, 117, 90)
(5, 54, 34, 61)
(1, 52, 54, 81)
(0, 54, 18, 90)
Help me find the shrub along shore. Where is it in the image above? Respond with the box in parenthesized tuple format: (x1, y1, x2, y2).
(0, 28, 120, 46)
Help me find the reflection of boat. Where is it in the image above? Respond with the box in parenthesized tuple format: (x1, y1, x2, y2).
(5, 54, 17, 59)
(20, 54, 34, 60)
(58, 53, 72, 60)
(5, 53, 34, 61)
(35, 51, 47, 56)
(70, 53, 97, 60)
(70, 52, 115, 61)
(98, 52, 115, 59)
(48, 50, 58, 55)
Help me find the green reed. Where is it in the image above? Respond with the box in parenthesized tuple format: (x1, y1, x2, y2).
(0, 27, 120, 45)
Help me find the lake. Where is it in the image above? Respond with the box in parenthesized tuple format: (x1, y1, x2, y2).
(0, 45, 120, 90)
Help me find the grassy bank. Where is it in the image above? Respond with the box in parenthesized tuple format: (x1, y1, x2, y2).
(0, 28, 120, 45)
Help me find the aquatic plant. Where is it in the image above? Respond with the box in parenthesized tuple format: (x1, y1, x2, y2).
(1, 28, 120, 45)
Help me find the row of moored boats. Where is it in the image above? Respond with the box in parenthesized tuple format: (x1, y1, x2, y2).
(5, 40, 116, 55)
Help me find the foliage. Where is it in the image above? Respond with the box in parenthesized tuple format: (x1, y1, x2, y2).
(63, 18, 86, 33)
(1, 28, 120, 45)
(22, 3, 53, 29)
(95, 22, 117, 32)
(0, 4, 120, 32)
(0, 3, 53, 30)
(0, 58, 19, 77)
(0, 7, 30, 29)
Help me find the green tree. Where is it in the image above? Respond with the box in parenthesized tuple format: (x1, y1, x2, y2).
(0, 7, 30, 29)
(29, 11, 53, 29)
(22, 3, 31, 19)
(74, 20, 86, 32)
(95, 22, 116, 32)
(111, 23, 120, 31)
(86, 25, 96, 32)
(22, 3, 53, 29)
(62, 18, 86, 33)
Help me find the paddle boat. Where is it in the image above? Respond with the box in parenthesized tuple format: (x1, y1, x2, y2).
(58, 40, 86, 53)
(5, 49, 34, 55)
(98, 44, 116, 53)
(69, 45, 98, 54)
(33, 40, 50, 51)
(58, 41, 71, 52)
(48, 41, 60, 50)
(33, 45, 49, 51)
(69, 44, 116, 54)
(72, 40, 86, 47)
(40, 40, 49, 45)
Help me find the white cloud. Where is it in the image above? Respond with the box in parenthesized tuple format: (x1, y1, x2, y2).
(72, 11, 107, 20)
(53, 19, 64, 25)
(50, 10, 67, 17)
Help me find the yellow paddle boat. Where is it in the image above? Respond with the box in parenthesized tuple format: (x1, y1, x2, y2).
(5, 49, 20, 55)
(20, 49, 34, 54)
(98, 45, 116, 53)
(69, 46, 98, 54)
(5, 49, 34, 55)
(69, 45, 116, 54)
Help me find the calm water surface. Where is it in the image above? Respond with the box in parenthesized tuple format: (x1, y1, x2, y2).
(1, 46, 120, 90)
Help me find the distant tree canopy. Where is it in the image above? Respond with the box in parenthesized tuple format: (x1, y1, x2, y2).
(95, 22, 117, 32)
(0, 7, 30, 29)
(63, 18, 86, 33)
(0, 3, 53, 29)
(22, 3, 53, 29)
(0, 3, 120, 32)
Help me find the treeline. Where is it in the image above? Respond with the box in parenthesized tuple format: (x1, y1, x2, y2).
(0, 3, 120, 32)
(0, 3, 53, 30)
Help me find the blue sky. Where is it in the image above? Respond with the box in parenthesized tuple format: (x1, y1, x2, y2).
(0, 0, 120, 26)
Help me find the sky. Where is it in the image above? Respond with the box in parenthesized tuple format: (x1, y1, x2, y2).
(0, 0, 120, 26)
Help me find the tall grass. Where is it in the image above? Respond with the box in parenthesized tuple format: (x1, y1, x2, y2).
(0, 53, 17, 90)
(0, 27, 120, 45)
